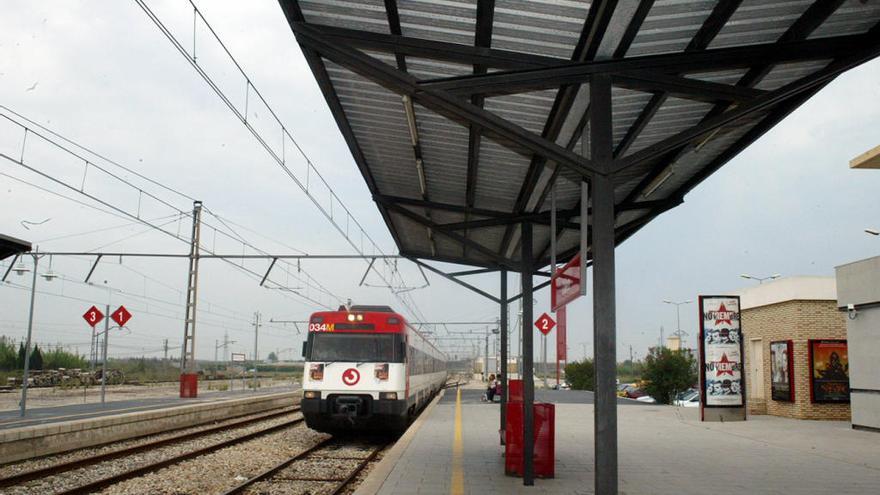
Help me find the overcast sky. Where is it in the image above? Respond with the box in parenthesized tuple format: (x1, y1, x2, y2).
(1, 1, 879, 366)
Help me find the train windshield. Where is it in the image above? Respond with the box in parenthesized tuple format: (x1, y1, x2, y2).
(308, 333, 402, 362)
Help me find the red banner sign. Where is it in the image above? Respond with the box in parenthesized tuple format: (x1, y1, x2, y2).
(556, 306, 567, 361)
(551, 253, 582, 311)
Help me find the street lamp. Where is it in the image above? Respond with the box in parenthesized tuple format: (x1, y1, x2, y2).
(866, 228, 879, 236)
(662, 300, 692, 345)
(740, 273, 781, 284)
(15, 251, 56, 417)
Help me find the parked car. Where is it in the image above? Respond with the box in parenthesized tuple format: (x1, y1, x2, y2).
(674, 389, 700, 407)
(635, 395, 656, 403)
(622, 385, 646, 399)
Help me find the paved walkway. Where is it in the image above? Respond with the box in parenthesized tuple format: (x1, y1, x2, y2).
(368, 388, 880, 494)
(0, 385, 296, 430)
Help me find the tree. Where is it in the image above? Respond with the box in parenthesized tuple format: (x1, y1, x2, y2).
(641, 347, 697, 404)
(18, 342, 26, 369)
(564, 358, 595, 391)
(29, 344, 44, 370)
(267, 352, 278, 363)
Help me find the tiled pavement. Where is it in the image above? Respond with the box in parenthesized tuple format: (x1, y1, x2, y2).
(370, 388, 880, 494)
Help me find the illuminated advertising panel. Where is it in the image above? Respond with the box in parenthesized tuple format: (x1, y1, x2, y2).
(770, 340, 794, 402)
(809, 340, 850, 403)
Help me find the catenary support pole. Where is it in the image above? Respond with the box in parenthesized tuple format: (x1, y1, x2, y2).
(521, 220, 535, 486)
(19, 255, 38, 417)
(590, 73, 618, 495)
(499, 268, 508, 442)
(253, 312, 260, 391)
(101, 304, 110, 405)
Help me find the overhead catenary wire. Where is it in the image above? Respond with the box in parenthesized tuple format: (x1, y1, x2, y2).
(133, 0, 429, 324)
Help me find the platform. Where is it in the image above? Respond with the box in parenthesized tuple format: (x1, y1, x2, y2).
(358, 388, 880, 495)
(0, 384, 296, 430)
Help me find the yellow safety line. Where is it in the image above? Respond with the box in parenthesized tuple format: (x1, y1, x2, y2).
(451, 386, 464, 495)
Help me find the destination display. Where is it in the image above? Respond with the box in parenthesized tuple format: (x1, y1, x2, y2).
(699, 296, 745, 407)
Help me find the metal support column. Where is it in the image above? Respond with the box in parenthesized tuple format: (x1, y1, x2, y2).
(500, 268, 508, 441)
(520, 221, 535, 486)
(590, 73, 618, 495)
(100, 304, 110, 404)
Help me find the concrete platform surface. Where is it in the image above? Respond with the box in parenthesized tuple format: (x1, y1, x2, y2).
(365, 388, 880, 494)
(0, 385, 296, 430)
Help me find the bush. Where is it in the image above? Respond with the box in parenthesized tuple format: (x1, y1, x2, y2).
(564, 359, 595, 391)
(641, 347, 697, 404)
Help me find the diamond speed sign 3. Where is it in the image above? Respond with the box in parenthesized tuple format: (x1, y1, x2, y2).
(83, 306, 104, 328)
(535, 312, 556, 335)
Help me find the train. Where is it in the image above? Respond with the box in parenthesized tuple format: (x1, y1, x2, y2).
(300, 305, 448, 432)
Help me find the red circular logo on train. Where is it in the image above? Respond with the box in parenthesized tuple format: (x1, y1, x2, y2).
(342, 368, 360, 386)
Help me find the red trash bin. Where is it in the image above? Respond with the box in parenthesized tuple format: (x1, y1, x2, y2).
(508, 379, 523, 403)
(505, 401, 555, 478)
(179, 373, 198, 398)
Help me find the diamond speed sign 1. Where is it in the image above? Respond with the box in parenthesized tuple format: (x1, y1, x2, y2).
(111, 305, 132, 327)
(535, 312, 556, 335)
(83, 306, 104, 328)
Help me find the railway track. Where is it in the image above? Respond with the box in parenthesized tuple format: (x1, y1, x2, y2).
(0, 406, 302, 495)
(221, 436, 389, 495)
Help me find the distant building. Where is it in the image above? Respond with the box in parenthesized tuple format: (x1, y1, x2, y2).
(835, 256, 880, 432)
(736, 277, 850, 420)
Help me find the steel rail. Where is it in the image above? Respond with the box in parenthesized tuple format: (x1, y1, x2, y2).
(0, 405, 299, 485)
(220, 438, 387, 495)
(49, 414, 305, 495)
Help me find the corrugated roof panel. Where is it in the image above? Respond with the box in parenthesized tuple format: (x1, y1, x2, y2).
(300, 0, 390, 34)
(405, 58, 474, 80)
(810, 0, 880, 39)
(625, 97, 715, 156)
(490, 0, 591, 59)
(612, 88, 655, 151)
(625, 0, 715, 57)
(708, 0, 812, 50)
(414, 105, 470, 205)
(556, 84, 589, 147)
(753, 60, 831, 91)
(398, 0, 477, 46)
(484, 90, 557, 136)
(474, 137, 531, 212)
(325, 61, 421, 197)
(685, 68, 750, 85)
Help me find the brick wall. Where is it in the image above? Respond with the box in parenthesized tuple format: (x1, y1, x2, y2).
(742, 300, 850, 420)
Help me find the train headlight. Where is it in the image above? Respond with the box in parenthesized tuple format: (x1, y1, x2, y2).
(309, 363, 324, 381)
(303, 390, 321, 399)
(375, 363, 389, 380)
(347, 313, 356, 321)
(380, 392, 397, 400)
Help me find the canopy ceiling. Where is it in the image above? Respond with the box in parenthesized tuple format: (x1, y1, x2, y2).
(279, 0, 880, 271)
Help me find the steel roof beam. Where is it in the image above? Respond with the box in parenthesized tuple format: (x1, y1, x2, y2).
(293, 22, 602, 180)
(612, 39, 880, 175)
(407, 257, 500, 304)
(417, 34, 863, 97)
(612, 71, 766, 104)
(383, 202, 518, 270)
(617, 0, 846, 212)
(293, 23, 562, 70)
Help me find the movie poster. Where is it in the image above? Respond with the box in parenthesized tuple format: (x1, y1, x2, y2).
(809, 340, 849, 403)
(770, 340, 793, 401)
(700, 296, 744, 407)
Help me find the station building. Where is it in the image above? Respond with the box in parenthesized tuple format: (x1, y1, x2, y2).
(736, 277, 850, 420)
(836, 255, 880, 432)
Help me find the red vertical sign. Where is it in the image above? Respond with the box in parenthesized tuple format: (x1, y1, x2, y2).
(556, 306, 567, 361)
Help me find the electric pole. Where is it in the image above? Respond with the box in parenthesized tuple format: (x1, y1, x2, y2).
(180, 200, 202, 397)
(252, 312, 261, 391)
(163, 339, 168, 362)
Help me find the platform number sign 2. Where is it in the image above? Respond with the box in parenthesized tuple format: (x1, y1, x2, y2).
(535, 312, 556, 336)
(83, 306, 104, 328)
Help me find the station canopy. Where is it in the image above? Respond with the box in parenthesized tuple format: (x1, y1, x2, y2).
(0, 234, 31, 261)
(280, 1, 880, 271)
